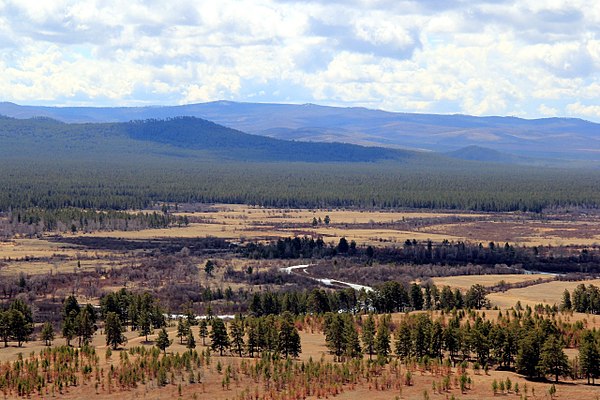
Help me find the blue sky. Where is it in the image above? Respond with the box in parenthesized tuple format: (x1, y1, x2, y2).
(1, 0, 599, 121)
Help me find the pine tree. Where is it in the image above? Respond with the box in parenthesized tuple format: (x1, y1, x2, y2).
(186, 329, 196, 351)
(229, 315, 245, 357)
(278, 312, 301, 358)
(375, 314, 391, 359)
(204, 260, 215, 277)
(343, 315, 361, 358)
(579, 331, 600, 384)
(75, 304, 97, 346)
(516, 331, 542, 378)
(210, 318, 230, 356)
(324, 313, 345, 361)
(199, 318, 209, 346)
(0, 311, 9, 347)
(395, 319, 413, 359)
(560, 289, 572, 311)
(410, 283, 424, 310)
(62, 311, 77, 347)
(538, 335, 570, 383)
(362, 313, 376, 360)
(105, 312, 126, 350)
(465, 284, 489, 309)
(246, 317, 259, 357)
(176, 318, 190, 344)
(62, 295, 80, 347)
(156, 327, 172, 354)
(8, 309, 32, 347)
(41, 322, 54, 346)
(138, 310, 152, 341)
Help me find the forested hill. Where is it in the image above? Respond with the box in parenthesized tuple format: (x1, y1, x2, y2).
(2, 101, 600, 164)
(0, 115, 420, 163)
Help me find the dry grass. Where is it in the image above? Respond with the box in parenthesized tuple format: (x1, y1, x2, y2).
(3, 318, 599, 400)
(68, 204, 600, 247)
(488, 279, 600, 309)
(431, 274, 550, 291)
(422, 220, 600, 246)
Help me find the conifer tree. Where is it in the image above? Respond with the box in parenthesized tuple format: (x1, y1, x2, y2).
(538, 335, 570, 383)
(41, 322, 54, 346)
(246, 317, 259, 357)
(176, 318, 190, 344)
(410, 283, 424, 310)
(560, 289, 572, 311)
(229, 315, 246, 357)
(278, 312, 301, 358)
(75, 304, 97, 346)
(138, 309, 152, 341)
(0, 311, 8, 347)
(186, 329, 196, 351)
(62, 296, 80, 347)
(395, 319, 413, 359)
(362, 313, 376, 360)
(9, 309, 31, 347)
(210, 318, 230, 356)
(105, 312, 126, 350)
(343, 315, 362, 358)
(156, 327, 172, 354)
(324, 313, 345, 361)
(199, 319, 208, 346)
(579, 331, 600, 384)
(375, 314, 391, 359)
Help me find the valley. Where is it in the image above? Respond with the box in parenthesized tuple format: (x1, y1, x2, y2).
(1, 110, 600, 400)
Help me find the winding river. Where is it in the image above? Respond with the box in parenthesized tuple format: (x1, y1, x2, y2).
(280, 264, 374, 292)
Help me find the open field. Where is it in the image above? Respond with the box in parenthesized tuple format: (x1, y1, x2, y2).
(0, 238, 113, 260)
(488, 279, 600, 308)
(60, 204, 600, 247)
(431, 274, 551, 290)
(422, 219, 600, 246)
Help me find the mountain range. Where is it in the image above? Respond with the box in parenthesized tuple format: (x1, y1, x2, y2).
(1, 101, 599, 166)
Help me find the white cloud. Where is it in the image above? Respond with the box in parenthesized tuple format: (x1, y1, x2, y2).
(0, 0, 598, 121)
(539, 104, 559, 116)
(566, 102, 600, 119)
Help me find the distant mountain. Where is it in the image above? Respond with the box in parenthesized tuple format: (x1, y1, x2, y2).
(1, 101, 599, 164)
(0, 115, 423, 163)
(445, 145, 547, 166)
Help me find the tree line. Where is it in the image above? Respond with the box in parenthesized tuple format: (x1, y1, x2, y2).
(2, 207, 188, 236)
(243, 236, 600, 274)
(561, 284, 600, 314)
(247, 282, 489, 316)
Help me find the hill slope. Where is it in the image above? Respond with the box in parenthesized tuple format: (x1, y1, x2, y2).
(1, 101, 599, 164)
(0, 115, 421, 163)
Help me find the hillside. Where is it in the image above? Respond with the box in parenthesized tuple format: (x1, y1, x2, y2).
(445, 145, 545, 165)
(0, 115, 419, 163)
(1, 101, 599, 164)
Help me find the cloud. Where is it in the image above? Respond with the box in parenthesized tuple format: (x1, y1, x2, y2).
(0, 0, 598, 122)
(566, 102, 600, 120)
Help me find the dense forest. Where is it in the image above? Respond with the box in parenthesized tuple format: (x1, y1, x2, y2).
(1, 158, 600, 213)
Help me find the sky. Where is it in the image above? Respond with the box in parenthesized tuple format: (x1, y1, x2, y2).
(1, 0, 600, 121)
